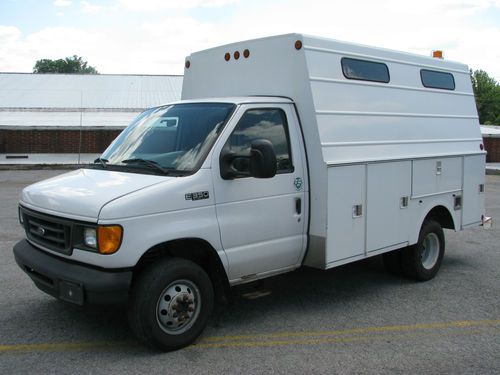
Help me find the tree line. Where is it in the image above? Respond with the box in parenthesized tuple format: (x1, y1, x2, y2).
(33, 55, 98, 74)
(32, 56, 499, 125)
(471, 70, 500, 125)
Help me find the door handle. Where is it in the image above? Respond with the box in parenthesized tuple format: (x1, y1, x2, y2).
(295, 198, 302, 215)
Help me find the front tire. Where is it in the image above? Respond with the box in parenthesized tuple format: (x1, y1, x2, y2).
(401, 220, 445, 281)
(128, 257, 214, 351)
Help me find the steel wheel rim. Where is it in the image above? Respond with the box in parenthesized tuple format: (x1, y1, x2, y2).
(421, 232, 440, 270)
(156, 279, 201, 335)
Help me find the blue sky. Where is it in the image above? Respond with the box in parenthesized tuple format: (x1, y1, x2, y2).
(1, 0, 499, 80)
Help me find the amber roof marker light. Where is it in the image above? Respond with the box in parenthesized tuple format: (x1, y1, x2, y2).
(432, 50, 443, 59)
(234, 51, 240, 60)
(295, 40, 303, 50)
(243, 49, 250, 58)
(224, 52, 230, 61)
(185, 60, 191, 69)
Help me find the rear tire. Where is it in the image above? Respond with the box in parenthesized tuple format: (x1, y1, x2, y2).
(128, 257, 214, 351)
(401, 220, 445, 281)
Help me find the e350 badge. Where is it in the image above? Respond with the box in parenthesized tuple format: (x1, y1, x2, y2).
(185, 191, 210, 201)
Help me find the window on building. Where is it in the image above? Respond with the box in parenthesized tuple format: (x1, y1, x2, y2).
(420, 69, 455, 90)
(341, 57, 390, 83)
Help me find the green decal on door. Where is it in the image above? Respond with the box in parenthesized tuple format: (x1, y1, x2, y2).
(294, 177, 303, 191)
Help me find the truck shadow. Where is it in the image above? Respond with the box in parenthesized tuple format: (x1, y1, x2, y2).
(13, 252, 469, 352)
(210, 252, 471, 331)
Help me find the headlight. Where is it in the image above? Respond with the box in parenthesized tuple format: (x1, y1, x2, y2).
(83, 227, 97, 248)
(75, 225, 123, 254)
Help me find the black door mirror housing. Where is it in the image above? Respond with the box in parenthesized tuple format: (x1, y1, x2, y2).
(249, 139, 277, 178)
(220, 139, 277, 180)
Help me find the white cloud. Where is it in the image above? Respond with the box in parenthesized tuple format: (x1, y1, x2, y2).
(54, 0, 72, 6)
(0, 0, 499, 80)
(118, 0, 238, 11)
(216, 0, 500, 78)
(81, 1, 102, 13)
(0, 26, 105, 72)
(0, 26, 24, 72)
(57, 12, 64, 17)
(0, 25, 21, 43)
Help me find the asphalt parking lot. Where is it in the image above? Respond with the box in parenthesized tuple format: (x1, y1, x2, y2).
(0, 169, 499, 374)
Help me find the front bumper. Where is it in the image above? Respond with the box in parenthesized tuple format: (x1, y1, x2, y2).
(13, 239, 132, 305)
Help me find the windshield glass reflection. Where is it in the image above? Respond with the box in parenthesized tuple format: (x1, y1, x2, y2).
(101, 103, 234, 173)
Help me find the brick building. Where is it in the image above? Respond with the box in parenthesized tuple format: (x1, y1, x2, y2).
(0, 73, 182, 163)
(481, 126, 500, 163)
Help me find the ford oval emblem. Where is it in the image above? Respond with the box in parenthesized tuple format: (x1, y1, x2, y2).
(35, 226, 46, 236)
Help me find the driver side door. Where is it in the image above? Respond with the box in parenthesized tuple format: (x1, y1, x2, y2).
(211, 104, 307, 283)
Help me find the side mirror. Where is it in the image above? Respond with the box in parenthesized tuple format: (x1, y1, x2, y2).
(220, 149, 240, 180)
(249, 139, 277, 178)
(220, 139, 277, 180)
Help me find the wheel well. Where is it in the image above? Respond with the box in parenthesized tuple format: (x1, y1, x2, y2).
(133, 238, 230, 305)
(424, 205, 455, 230)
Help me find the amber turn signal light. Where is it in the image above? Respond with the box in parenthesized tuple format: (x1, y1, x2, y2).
(97, 225, 123, 254)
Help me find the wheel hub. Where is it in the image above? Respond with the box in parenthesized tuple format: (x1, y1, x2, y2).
(156, 280, 200, 335)
(421, 232, 440, 270)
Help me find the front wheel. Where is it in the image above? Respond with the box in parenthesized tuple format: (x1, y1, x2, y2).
(128, 257, 214, 351)
(401, 220, 445, 281)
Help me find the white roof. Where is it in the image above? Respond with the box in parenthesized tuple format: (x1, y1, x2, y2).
(0, 111, 140, 128)
(0, 73, 182, 109)
(481, 125, 500, 138)
(172, 96, 293, 104)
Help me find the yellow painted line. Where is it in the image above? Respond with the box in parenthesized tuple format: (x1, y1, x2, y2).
(0, 319, 498, 353)
(0, 341, 134, 353)
(198, 319, 500, 343)
(194, 328, 488, 349)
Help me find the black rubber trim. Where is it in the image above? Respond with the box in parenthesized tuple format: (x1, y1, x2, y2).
(13, 239, 132, 305)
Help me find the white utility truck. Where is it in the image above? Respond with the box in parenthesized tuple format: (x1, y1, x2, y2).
(14, 34, 487, 351)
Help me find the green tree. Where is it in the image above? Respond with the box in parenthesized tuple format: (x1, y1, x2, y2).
(33, 55, 99, 74)
(471, 69, 500, 125)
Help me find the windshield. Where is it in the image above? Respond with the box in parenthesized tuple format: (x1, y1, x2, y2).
(99, 103, 235, 174)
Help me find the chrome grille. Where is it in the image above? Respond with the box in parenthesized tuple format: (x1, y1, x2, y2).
(21, 208, 72, 255)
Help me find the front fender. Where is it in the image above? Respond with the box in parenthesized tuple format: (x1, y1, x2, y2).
(98, 206, 226, 270)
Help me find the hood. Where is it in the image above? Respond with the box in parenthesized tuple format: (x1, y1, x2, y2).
(20, 168, 169, 220)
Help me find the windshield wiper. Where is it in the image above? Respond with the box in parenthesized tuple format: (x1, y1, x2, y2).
(93, 157, 108, 168)
(121, 158, 171, 174)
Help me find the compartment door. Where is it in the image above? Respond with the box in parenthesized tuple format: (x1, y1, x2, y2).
(326, 165, 366, 264)
(366, 161, 412, 252)
(462, 155, 485, 226)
